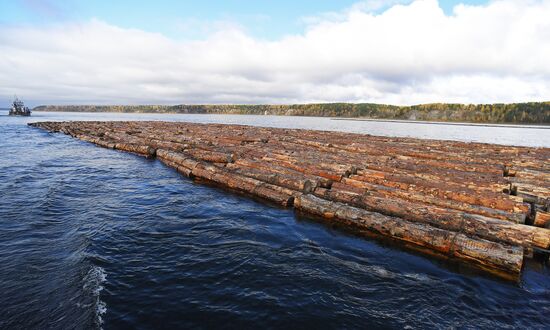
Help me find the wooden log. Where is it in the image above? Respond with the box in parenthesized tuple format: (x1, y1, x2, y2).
(252, 184, 295, 206)
(295, 194, 523, 278)
(369, 157, 506, 182)
(184, 148, 235, 163)
(159, 154, 296, 206)
(156, 149, 201, 177)
(158, 158, 193, 177)
(147, 139, 188, 152)
(331, 181, 526, 223)
(330, 144, 506, 174)
(512, 183, 550, 204)
(512, 159, 550, 172)
(112, 143, 157, 158)
(225, 163, 316, 193)
(93, 138, 115, 149)
(344, 176, 529, 214)
(262, 156, 344, 181)
(313, 187, 550, 250)
(191, 163, 295, 206)
(510, 168, 550, 182)
(360, 163, 509, 193)
(357, 168, 506, 194)
(534, 211, 550, 228)
(234, 158, 330, 188)
(264, 141, 361, 170)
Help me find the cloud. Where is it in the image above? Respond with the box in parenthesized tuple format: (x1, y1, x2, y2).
(1, 0, 550, 106)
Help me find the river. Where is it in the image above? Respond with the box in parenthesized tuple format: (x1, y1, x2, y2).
(0, 111, 548, 329)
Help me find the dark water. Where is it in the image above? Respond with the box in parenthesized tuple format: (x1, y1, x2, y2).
(1, 112, 549, 329)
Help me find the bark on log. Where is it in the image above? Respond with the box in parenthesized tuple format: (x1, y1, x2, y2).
(360, 164, 509, 193)
(344, 176, 529, 214)
(158, 158, 193, 177)
(184, 149, 235, 163)
(113, 143, 157, 158)
(234, 158, 330, 188)
(534, 211, 550, 228)
(191, 162, 295, 206)
(356, 168, 507, 194)
(313, 187, 550, 250)
(225, 163, 316, 193)
(331, 181, 526, 223)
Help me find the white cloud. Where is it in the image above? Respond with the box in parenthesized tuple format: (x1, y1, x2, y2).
(1, 0, 550, 106)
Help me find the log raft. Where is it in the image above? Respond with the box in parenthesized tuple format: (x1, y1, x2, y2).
(29, 121, 550, 280)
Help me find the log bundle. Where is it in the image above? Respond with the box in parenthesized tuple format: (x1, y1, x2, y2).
(29, 121, 550, 280)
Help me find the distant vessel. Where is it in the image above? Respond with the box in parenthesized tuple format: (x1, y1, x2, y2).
(9, 97, 31, 116)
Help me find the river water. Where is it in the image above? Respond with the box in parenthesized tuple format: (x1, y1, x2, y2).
(1, 111, 549, 329)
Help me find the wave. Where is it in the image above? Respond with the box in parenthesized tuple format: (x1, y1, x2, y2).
(82, 266, 107, 328)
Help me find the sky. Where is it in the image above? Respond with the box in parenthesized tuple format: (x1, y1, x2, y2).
(0, 0, 549, 106)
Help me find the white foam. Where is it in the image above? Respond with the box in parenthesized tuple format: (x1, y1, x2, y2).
(83, 266, 107, 328)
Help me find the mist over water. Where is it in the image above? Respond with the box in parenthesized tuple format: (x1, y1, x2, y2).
(1, 112, 549, 329)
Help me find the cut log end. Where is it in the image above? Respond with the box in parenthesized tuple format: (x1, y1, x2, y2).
(534, 211, 550, 228)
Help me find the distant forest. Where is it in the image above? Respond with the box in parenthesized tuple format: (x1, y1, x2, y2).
(34, 102, 550, 124)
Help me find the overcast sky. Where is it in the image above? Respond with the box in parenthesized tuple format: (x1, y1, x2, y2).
(1, 0, 549, 106)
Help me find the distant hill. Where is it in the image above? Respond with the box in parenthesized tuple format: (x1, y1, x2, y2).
(33, 102, 550, 124)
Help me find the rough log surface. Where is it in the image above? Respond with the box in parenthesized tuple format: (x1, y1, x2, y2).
(29, 121, 550, 280)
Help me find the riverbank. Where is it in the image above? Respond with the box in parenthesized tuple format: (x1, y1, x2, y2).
(33, 101, 550, 124)
(29, 121, 550, 280)
(332, 118, 550, 129)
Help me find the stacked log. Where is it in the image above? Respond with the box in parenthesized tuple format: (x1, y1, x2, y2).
(29, 121, 550, 280)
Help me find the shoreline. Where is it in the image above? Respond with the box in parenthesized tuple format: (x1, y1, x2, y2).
(28, 110, 550, 128)
(332, 117, 550, 129)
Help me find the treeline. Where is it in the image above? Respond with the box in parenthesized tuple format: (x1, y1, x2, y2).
(33, 102, 550, 124)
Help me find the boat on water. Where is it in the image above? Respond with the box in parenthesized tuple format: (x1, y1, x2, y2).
(9, 97, 31, 116)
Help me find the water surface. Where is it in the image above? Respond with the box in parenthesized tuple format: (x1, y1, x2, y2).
(0, 112, 549, 329)
(30, 111, 550, 147)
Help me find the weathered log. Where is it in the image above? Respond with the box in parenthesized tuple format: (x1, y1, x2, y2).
(360, 163, 509, 193)
(158, 158, 193, 177)
(159, 153, 296, 206)
(331, 181, 526, 223)
(234, 158, 330, 188)
(225, 163, 316, 193)
(356, 168, 507, 194)
(512, 183, 550, 204)
(261, 156, 344, 181)
(113, 143, 157, 158)
(93, 138, 116, 149)
(534, 211, 550, 228)
(146, 139, 188, 152)
(344, 176, 529, 214)
(184, 148, 235, 163)
(191, 162, 295, 206)
(313, 187, 550, 250)
(295, 195, 523, 278)
(509, 168, 550, 182)
(156, 149, 200, 170)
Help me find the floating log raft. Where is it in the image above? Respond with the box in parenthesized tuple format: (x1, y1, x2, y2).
(29, 121, 550, 281)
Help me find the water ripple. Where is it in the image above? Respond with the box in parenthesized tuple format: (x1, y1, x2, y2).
(0, 113, 549, 329)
